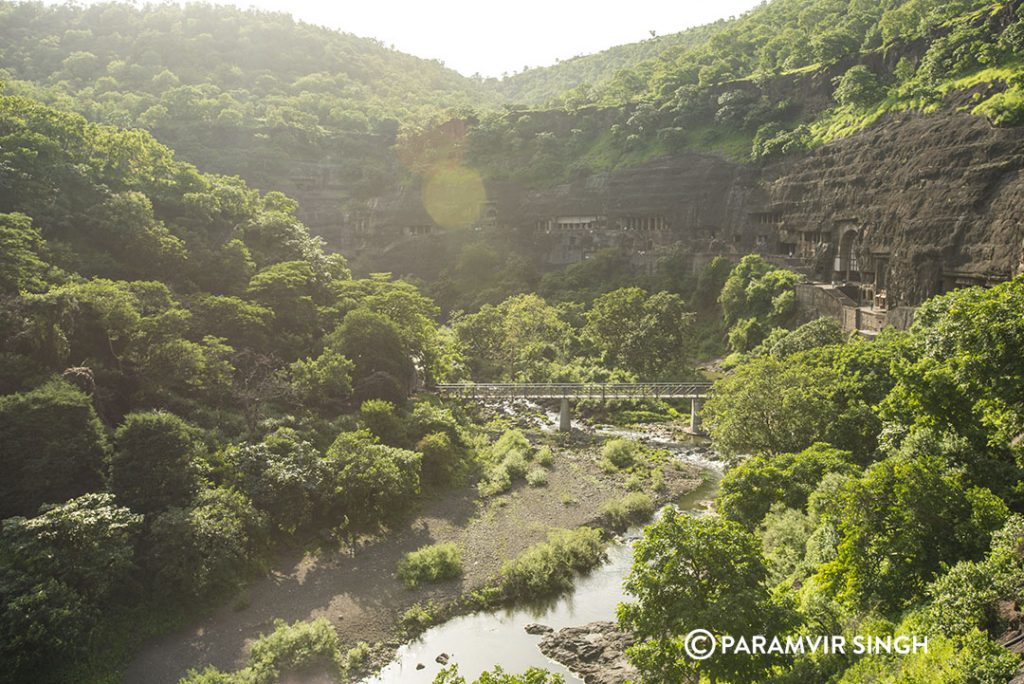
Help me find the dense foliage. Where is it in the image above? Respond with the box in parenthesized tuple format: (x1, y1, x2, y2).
(625, 273, 1024, 682)
(4, 2, 1024, 682)
(0, 0, 497, 218)
(0, 90, 462, 683)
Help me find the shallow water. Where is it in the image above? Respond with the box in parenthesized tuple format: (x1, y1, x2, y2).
(363, 446, 721, 684)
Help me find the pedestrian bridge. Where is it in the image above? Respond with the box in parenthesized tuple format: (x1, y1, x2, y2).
(432, 382, 712, 433)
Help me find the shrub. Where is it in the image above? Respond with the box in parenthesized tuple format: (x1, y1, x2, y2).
(477, 465, 513, 497)
(397, 542, 462, 588)
(489, 429, 531, 461)
(246, 618, 342, 683)
(409, 402, 462, 445)
(974, 87, 1024, 126)
(417, 431, 461, 485)
(503, 449, 530, 479)
(499, 527, 605, 598)
(434, 665, 567, 683)
(600, 493, 656, 532)
(342, 641, 371, 673)
(400, 601, 440, 633)
(601, 438, 639, 470)
(526, 468, 548, 487)
(478, 429, 539, 496)
(358, 399, 405, 446)
(535, 446, 554, 468)
(833, 65, 884, 108)
(181, 618, 344, 684)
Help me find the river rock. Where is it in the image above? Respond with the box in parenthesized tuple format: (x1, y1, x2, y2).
(436, 653, 450, 664)
(525, 623, 554, 635)
(538, 621, 638, 684)
(416, 663, 425, 670)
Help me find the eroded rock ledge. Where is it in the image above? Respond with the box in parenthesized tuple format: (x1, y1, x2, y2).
(536, 621, 639, 684)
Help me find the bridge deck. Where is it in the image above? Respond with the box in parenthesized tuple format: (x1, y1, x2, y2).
(433, 382, 711, 400)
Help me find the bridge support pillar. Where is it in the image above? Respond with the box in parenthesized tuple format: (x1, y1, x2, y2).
(559, 397, 571, 433)
(690, 398, 705, 435)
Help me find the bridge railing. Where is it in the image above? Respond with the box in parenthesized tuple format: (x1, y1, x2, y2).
(432, 382, 712, 400)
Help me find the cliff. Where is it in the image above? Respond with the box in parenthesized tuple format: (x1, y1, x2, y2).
(765, 112, 1024, 305)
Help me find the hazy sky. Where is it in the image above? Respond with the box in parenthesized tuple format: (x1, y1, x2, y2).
(94, 0, 764, 77)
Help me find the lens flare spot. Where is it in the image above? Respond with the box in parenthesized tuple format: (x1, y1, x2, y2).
(422, 164, 486, 230)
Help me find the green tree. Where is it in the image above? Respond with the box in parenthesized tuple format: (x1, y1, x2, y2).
(328, 308, 412, 401)
(0, 213, 48, 294)
(109, 411, 199, 515)
(882, 278, 1024, 467)
(718, 443, 857, 529)
(834, 65, 885, 108)
(224, 429, 325, 535)
(719, 256, 801, 352)
(818, 452, 1008, 613)
(619, 511, 792, 683)
(0, 494, 142, 680)
(453, 293, 571, 381)
(289, 349, 353, 411)
(703, 355, 838, 457)
(358, 399, 406, 446)
(584, 288, 694, 379)
(324, 431, 420, 527)
(0, 379, 108, 518)
(246, 260, 318, 354)
(145, 487, 265, 597)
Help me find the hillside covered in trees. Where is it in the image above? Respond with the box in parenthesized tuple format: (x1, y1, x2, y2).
(3, 1, 1024, 683)
(5, 0, 1024, 219)
(0, 88, 724, 682)
(0, 1, 496, 224)
(463, 0, 1024, 186)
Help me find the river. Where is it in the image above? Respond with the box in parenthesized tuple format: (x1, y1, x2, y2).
(363, 424, 722, 683)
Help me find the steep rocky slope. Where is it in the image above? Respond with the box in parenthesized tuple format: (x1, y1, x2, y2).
(766, 112, 1024, 304)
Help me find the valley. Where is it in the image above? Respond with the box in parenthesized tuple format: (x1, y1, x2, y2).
(3, 1, 1024, 683)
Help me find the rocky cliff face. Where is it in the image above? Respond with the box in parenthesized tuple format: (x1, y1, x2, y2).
(766, 112, 1024, 305)
(362, 110, 1024, 306)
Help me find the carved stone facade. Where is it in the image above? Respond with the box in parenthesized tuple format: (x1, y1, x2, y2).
(351, 110, 1024, 328)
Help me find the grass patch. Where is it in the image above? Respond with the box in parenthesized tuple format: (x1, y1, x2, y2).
(499, 527, 605, 599)
(526, 467, 548, 487)
(477, 429, 550, 497)
(399, 600, 443, 635)
(342, 641, 371, 674)
(600, 493, 656, 532)
(397, 542, 462, 588)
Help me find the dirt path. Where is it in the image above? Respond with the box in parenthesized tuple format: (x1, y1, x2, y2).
(124, 445, 701, 684)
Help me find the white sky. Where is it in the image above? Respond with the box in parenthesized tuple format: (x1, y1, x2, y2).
(70, 0, 764, 77)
